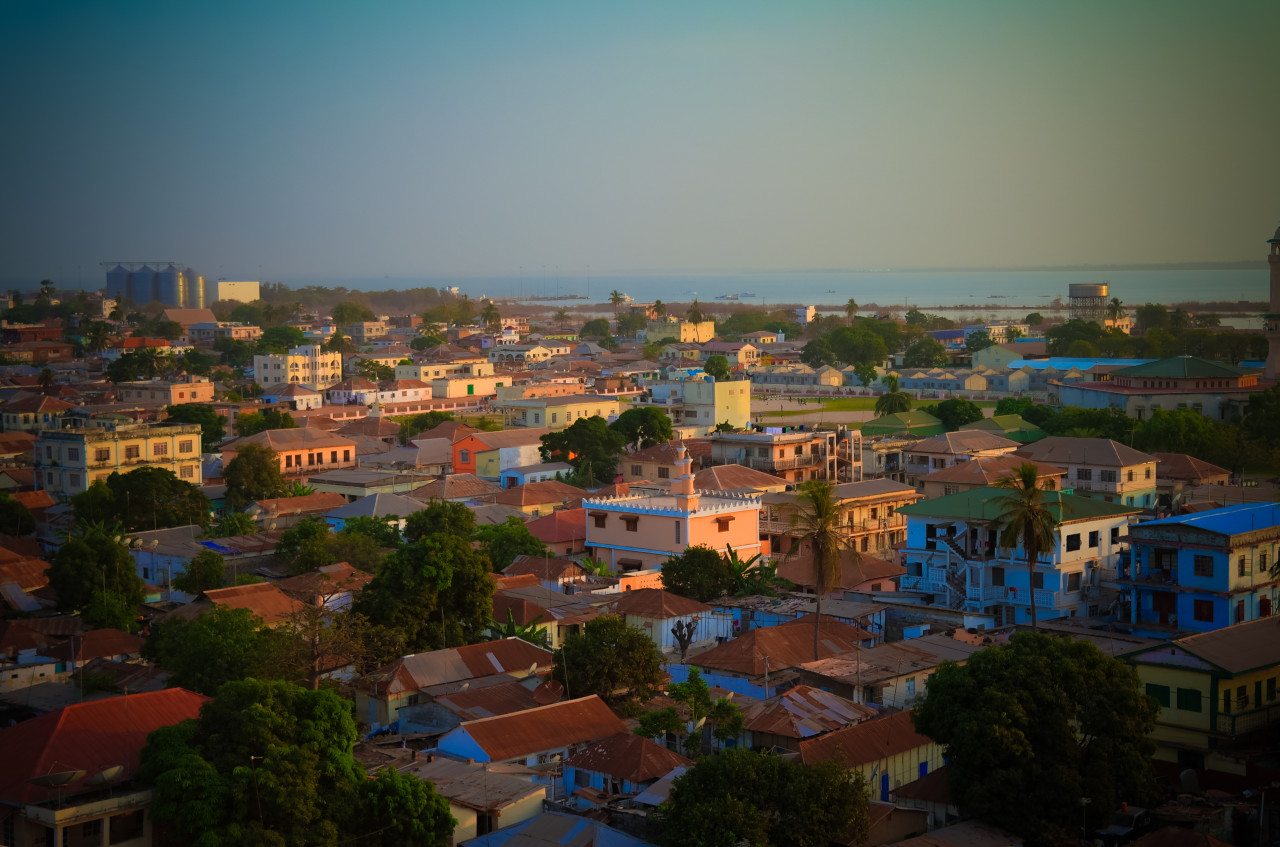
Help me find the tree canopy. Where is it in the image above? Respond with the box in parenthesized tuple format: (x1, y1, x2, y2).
(660, 545, 737, 603)
(919, 398, 985, 432)
(171, 550, 227, 596)
(138, 678, 454, 847)
(234, 409, 297, 437)
(660, 748, 869, 847)
(70, 468, 212, 531)
(166, 403, 226, 450)
(473, 516, 550, 570)
(0, 493, 36, 536)
(142, 606, 286, 696)
(609, 406, 675, 450)
(539, 416, 628, 486)
(902, 337, 947, 368)
(47, 522, 146, 629)
(225, 443, 286, 509)
(913, 633, 1158, 843)
(703, 355, 731, 381)
(552, 615, 663, 704)
(275, 517, 336, 575)
(331, 300, 377, 325)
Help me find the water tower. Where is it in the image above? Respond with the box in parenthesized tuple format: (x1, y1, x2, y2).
(1068, 283, 1109, 322)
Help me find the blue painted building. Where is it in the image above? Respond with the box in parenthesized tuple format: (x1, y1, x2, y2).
(1122, 503, 1280, 632)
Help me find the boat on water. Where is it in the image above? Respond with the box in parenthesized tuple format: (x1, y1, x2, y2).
(716, 293, 740, 301)
(740, 292, 756, 297)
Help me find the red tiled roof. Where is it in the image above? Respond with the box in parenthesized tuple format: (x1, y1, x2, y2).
(253, 491, 348, 516)
(625, 439, 712, 466)
(526, 508, 588, 545)
(8, 490, 56, 512)
(0, 555, 50, 591)
(0, 688, 208, 804)
(276, 562, 373, 604)
(494, 480, 587, 508)
(741, 685, 876, 739)
(797, 710, 935, 768)
(416, 420, 480, 443)
(0, 619, 50, 653)
(492, 593, 554, 627)
(2, 394, 73, 413)
(200, 582, 305, 624)
(226, 428, 357, 453)
(37, 628, 145, 662)
(504, 555, 587, 582)
(605, 588, 711, 619)
(361, 637, 554, 697)
(411, 474, 502, 502)
(455, 695, 627, 762)
(434, 677, 564, 721)
(564, 731, 692, 783)
(776, 552, 905, 592)
(1152, 453, 1230, 483)
(918, 456, 1066, 486)
(691, 615, 874, 676)
(693, 464, 788, 492)
(493, 573, 542, 590)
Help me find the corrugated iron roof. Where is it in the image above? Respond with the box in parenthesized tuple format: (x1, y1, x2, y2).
(454, 695, 626, 762)
(691, 615, 874, 676)
(604, 588, 711, 619)
(742, 685, 876, 739)
(564, 731, 692, 783)
(399, 757, 545, 812)
(797, 709, 934, 768)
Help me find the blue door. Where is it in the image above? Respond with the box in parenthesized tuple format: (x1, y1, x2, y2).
(880, 773, 889, 801)
(919, 761, 928, 778)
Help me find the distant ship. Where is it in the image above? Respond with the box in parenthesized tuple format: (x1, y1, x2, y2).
(740, 292, 757, 297)
(716, 293, 740, 301)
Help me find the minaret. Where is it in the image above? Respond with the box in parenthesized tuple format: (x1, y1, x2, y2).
(671, 445, 699, 512)
(1267, 225, 1280, 381)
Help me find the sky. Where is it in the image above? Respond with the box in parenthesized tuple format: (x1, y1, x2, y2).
(2, 0, 1278, 288)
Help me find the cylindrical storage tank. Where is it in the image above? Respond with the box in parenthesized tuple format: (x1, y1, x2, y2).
(184, 269, 206, 309)
(157, 264, 183, 307)
(129, 265, 156, 304)
(1068, 283, 1109, 299)
(105, 265, 129, 299)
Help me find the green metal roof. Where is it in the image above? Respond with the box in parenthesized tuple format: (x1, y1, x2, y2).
(959, 415, 1047, 443)
(860, 410, 945, 437)
(1111, 356, 1254, 379)
(895, 486, 1142, 524)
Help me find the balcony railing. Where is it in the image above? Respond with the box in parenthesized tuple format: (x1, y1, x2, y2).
(1214, 703, 1280, 736)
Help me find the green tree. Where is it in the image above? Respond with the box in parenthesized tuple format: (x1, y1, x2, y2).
(224, 443, 286, 509)
(356, 359, 395, 382)
(609, 406, 675, 450)
(47, 523, 146, 628)
(552, 615, 663, 704)
(800, 337, 836, 368)
(403, 501, 475, 542)
(853, 361, 878, 387)
(637, 667, 744, 754)
(1134, 303, 1168, 333)
(275, 517, 335, 575)
(258, 325, 306, 352)
(331, 300, 376, 325)
(70, 468, 212, 532)
(142, 606, 282, 695)
(828, 326, 888, 367)
(609, 290, 626, 314)
(964, 330, 995, 352)
(617, 311, 648, 336)
(234, 408, 297, 437)
(903, 337, 947, 368)
(789, 480, 852, 660)
(474, 516, 550, 570)
(912, 633, 1158, 842)
(0, 493, 36, 536)
(704, 355, 732, 381)
(580, 318, 611, 337)
(1025, 312, 1044, 326)
(485, 608, 549, 647)
(171, 550, 227, 595)
(208, 511, 258, 538)
(919, 398, 984, 431)
(326, 531, 386, 574)
(844, 298, 859, 324)
(82, 320, 113, 354)
(539, 416, 628, 486)
(409, 333, 445, 351)
(338, 514, 402, 547)
(874, 374, 912, 416)
(661, 748, 869, 847)
(992, 463, 1064, 632)
(213, 336, 257, 368)
(479, 300, 500, 330)
(686, 300, 705, 323)
(166, 403, 226, 450)
(139, 678, 454, 847)
(106, 348, 173, 383)
(661, 545, 738, 603)
(994, 396, 1035, 417)
(1106, 297, 1127, 323)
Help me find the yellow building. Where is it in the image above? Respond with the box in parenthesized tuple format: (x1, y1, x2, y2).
(398, 758, 546, 844)
(396, 359, 494, 381)
(1120, 617, 1280, 773)
(798, 710, 946, 803)
(254, 343, 344, 390)
(502, 394, 622, 430)
(645, 317, 716, 343)
(36, 421, 205, 498)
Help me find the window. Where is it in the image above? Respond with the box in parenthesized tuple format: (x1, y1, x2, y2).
(1066, 572, 1082, 592)
(68, 447, 80, 461)
(459, 450, 470, 464)
(180, 465, 194, 479)
(1066, 533, 1081, 551)
(307, 453, 316, 466)
(1237, 685, 1248, 709)
(1032, 572, 1044, 590)
(1088, 531, 1099, 548)
(991, 567, 1005, 587)
(1145, 467, 1152, 479)
(551, 413, 558, 424)
(95, 448, 109, 462)
(1268, 677, 1276, 702)
(1238, 556, 1248, 577)
(83, 820, 102, 839)
(1261, 553, 1269, 572)
(1145, 683, 1171, 708)
(1101, 470, 1117, 483)
(861, 536, 869, 552)
(69, 473, 81, 487)
(623, 516, 639, 532)
(126, 445, 141, 460)
(1127, 470, 1134, 482)
(592, 514, 606, 529)
(1111, 527, 1121, 543)
(658, 467, 669, 479)
(1193, 556, 1213, 578)
(1193, 600, 1214, 622)
(179, 440, 193, 453)
(1223, 689, 1232, 714)
(153, 442, 168, 456)
(905, 677, 916, 697)
(331, 450, 338, 463)
(1076, 468, 1093, 481)
(1176, 688, 1202, 712)
(631, 465, 642, 476)
(285, 454, 293, 468)
(343, 450, 350, 461)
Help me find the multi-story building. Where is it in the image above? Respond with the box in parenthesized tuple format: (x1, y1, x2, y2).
(343, 321, 388, 344)
(917, 455, 1067, 500)
(1118, 617, 1280, 773)
(453, 429, 552, 480)
(395, 359, 494, 381)
(253, 344, 344, 390)
(897, 488, 1141, 626)
(487, 344, 553, 367)
(760, 478, 922, 557)
(1014, 436, 1158, 509)
(699, 341, 760, 370)
(1, 395, 74, 433)
(1053, 355, 1266, 422)
(115, 376, 216, 406)
(216, 280, 260, 303)
(501, 395, 621, 430)
(631, 377, 752, 434)
(221, 428, 359, 477)
(37, 421, 205, 497)
(902, 430, 1021, 489)
(583, 446, 763, 571)
(1119, 503, 1280, 631)
(187, 321, 262, 343)
(621, 439, 712, 483)
(708, 428, 840, 485)
(644, 317, 716, 343)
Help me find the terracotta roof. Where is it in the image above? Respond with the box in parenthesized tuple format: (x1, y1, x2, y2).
(411, 474, 502, 501)
(417, 420, 480, 442)
(691, 615, 874, 676)
(253, 491, 348, 516)
(2, 394, 73, 413)
(776, 552, 905, 592)
(72, 657, 171, 693)
(0, 619, 51, 653)
(226, 427, 357, 453)
(693, 464, 788, 492)
(434, 677, 565, 721)
(336, 417, 401, 437)
(1014, 436, 1156, 468)
(7, 490, 56, 512)
(892, 764, 952, 804)
(493, 573, 541, 590)
(625, 439, 712, 466)
(37, 628, 145, 662)
(161, 308, 217, 326)
(0, 688, 208, 805)
(276, 562, 373, 604)
(604, 588, 711, 619)
(0, 466, 36, 485)
(906, 430, 1020, 455)
(331, 377, 378, 391)
(0, 554, 51, 591)
(1152, 452, 1230, 483)
(564, 731, 692, 783)
(742, 685, 876, 739)
(526, 508, 588, 545)
(492, 592, 556, 627)
(301, 415, 342, 431)
(494, 480, 587, 508)
(918, 456, 1066, 486)
(199, 582, 305, 625)
(452, 695, 627, 762)
(504, 555, 588, 582)
(361, 637, 553, 697)
(797, 709, 935, 768)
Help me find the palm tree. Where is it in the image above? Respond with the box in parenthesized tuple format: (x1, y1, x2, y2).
(789, 480, 855, 659)
(485, 608, 549, 646)
(653, 299, 666, 317)
(686, 300, 705, 323)
(208, 512, 257, 538)
(480, 300, 501, 331)
(609, 290, 626, 314)
(874, 374, 912, 415)
(1106, 297, 1126, 323)
(284, 481, 316, 497)
(84, 321, 112, 354)
(992, 463, 1066, 632)
(554, 308, 570, 326)
(38, 368, 56, 395)
(845, 298, 859, 325)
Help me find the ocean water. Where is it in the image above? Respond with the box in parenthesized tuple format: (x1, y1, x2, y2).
(322, 268, 1268, 312)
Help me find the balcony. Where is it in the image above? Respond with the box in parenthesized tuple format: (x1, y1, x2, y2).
(1214, 703, 1280, 736)
(744, 453, 826, 472)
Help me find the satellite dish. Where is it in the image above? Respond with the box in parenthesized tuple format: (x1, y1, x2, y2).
(459, 682, 469, 691)
(28, 770, 86, 789)
(688, 718, 706, 733)
(84, 766, 125, 786)
(527, 662, 539, 677)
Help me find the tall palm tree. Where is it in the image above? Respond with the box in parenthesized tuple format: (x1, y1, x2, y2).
(553, 308, 570, 326)
(789, 480, 855, 659)
(1106, 297, 1126, 323)
(992, 463, 1065, 632)
(480, 300, 501, 331)
(38, 368, 56, 395)
(686, 300, 705, 323)
(652, 299, 666, 317)
(609, 290, 626, 314)
(845, 298, 859, 325)
(84, 321, 112, 354)
(874, 374, 912, 415)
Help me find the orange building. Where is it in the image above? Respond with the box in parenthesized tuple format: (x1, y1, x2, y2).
(583, 446, 764, 571)
(118, 376, 216, 405)
(222, 428, 358, 477)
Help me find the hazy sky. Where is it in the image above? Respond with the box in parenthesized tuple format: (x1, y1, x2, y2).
(2, 0, 1277, 287)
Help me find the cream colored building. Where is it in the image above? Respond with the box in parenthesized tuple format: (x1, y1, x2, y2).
(253, 344, 344, 390)
(216, 280, 260, 303)
(37, 421, 204, 497)
(115, 376, 216, 406)
(645, 317, 716, 343)
(631, 377, 752, 434)
(396, 359, 494, 381)
(502, 394, 622, 430)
